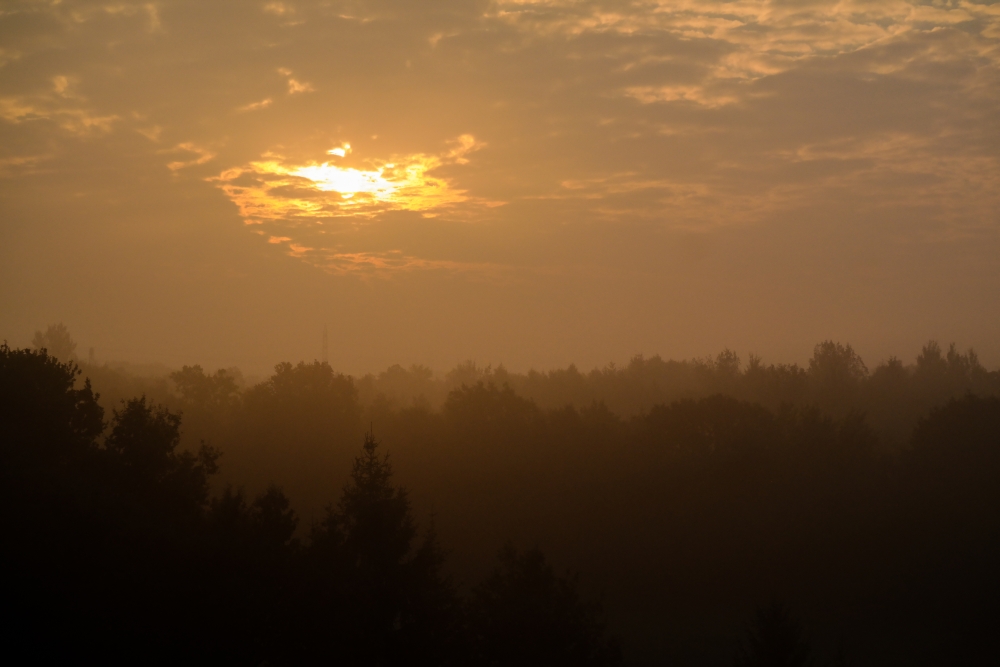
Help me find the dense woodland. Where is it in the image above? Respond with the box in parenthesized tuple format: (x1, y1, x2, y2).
(3, 325, 1000, 665)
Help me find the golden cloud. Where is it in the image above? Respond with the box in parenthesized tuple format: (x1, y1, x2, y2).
(211, 134, 496, 223)
(162, 142, 216, 171)
(492, 0, 1000, 105)
(211, 135, 506, 274)
(0, 95, 119, 135)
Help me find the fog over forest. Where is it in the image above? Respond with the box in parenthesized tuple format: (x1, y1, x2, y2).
(3, 0, 999, 664)
(4, 324, 999, 665)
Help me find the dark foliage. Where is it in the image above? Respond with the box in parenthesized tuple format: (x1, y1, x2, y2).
(468, 544, 621, 667)
(3, 339, 1000, 665)
(735, 602, 811, 667)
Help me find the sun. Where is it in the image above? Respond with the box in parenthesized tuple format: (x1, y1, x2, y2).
(211, 135, 491, 222)
(291, 163, 396, 199)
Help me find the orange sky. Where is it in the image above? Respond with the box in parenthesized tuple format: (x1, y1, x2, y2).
(2, 0, 999, 374)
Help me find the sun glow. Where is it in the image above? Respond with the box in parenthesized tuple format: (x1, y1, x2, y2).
(211, 135, 491, 223)
(291, 163, 394, 198)
(205, 136, 506, 274)
(328, 144, 350, 157)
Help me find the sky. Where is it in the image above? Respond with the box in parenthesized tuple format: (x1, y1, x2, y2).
(1, 0, 999, 376)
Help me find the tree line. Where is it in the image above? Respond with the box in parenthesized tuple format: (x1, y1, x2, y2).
(1, 343, 619, 665)
(8, 326, 1000, 664)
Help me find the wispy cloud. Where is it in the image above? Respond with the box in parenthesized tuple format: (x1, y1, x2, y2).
(278, 68, 315, 94)
(161, 142, 216, 171)
(0, 154, 50, 178)
(491, 0, 1000, 108)
(0, 95, 118, 135)
(257, 240, 507, 277)
(237, 98, 273, 112)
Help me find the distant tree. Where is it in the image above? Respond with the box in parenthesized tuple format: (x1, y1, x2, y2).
(915, 341, 947, 379)
(236, 360, 362, 512)
(809, 341, 867, 385)
(808, 341, 868, 416)
(941, 343, 987, 394)
(380, 364, 435, 402)
(735, 601, 811, 667)
(910, 340, 997, 411)
(446, 360, 488, 390)
(170, 364, 242, 448)
(171, 365, 241, 414)
(468, 543, 621, 667)
(716, 349, 742, 378)
(642, 394, 779, 460)
(444, 381, 540, 447)
(740, 357, 809, 412)
(865, 356, 913, 444)
(31, 323, 77, 362)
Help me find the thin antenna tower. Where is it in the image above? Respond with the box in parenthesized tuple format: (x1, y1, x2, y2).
(322, 325, 329, 364)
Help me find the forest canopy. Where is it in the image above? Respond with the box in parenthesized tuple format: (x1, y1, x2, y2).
(4, 331, 1000, 665)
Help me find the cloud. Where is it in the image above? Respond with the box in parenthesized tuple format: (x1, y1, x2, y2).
(766, 131, 1000, 235)
(623, 84, 740, 108)
(0, 47, 22, 68)
(263, 2, 295, 16)
(278, 68, 315, 94)
(210, 134, 494, 223)
(266, 245, 506, 277)
(162, 142, 217, 171)
(208, 134, 505, 273)
(0, 95, 119, 135)
(0, 154, 50, 178)
(136, 124, 164, 141)
(2, 0, 997, 276)
(238, 98, 274, 112)
(490, 0, 1000, 108)
(52, 76, 70, 96)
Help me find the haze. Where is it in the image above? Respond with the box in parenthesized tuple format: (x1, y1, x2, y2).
(5, 5, 1000, 663)
(2, 0, 999, 374)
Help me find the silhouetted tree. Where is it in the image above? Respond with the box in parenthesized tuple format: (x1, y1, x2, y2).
(0, 342, 102, 466)
(468, 543, 621, 667)
(907, 394, 1000, 478)
(201, 484, 299, 662)
(105, 396, 219, 509)
(735, 602, 811, 667)
(307, 431, 457, 665)
(235, 360, 362, 513)
(7, 337, 1000, 664)
(899, 395, 1000, 634)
